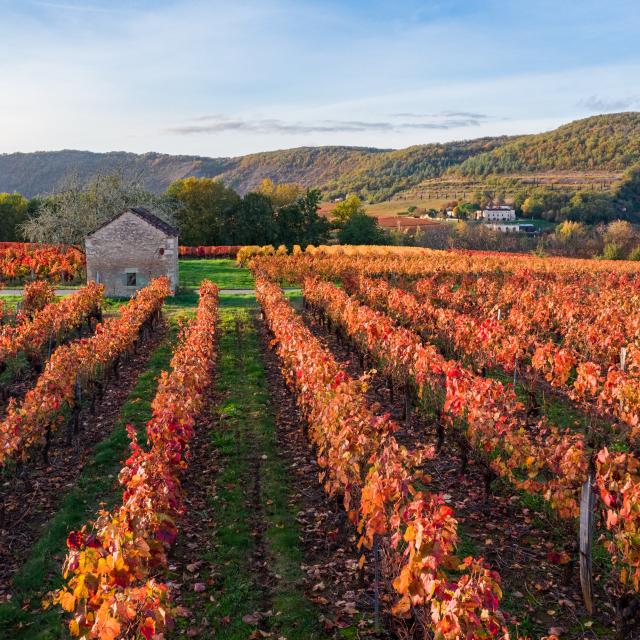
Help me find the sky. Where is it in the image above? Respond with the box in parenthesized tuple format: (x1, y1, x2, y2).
(0, 0, 639, 157)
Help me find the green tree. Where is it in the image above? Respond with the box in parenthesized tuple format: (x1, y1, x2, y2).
(602, 242, 624, 260)
(256, 178, 304, 207)
(521, 195, 545, 219)
(337, 213, 389, 245)
(275, 189, 329, 247)
(561, 191, 617, 224)
(615, 163, 640, 219)
(331, 194, 366, 224)
(0, 192, 29, 241)
(167, 177, 240, 245)
(235, 192, 278, 245)
(452, 202, 476, 220)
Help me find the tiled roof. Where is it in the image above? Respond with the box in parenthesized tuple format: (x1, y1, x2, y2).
(86, 207, 179, 238)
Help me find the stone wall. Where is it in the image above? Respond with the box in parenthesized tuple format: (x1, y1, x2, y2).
(85, 211, 178, 297)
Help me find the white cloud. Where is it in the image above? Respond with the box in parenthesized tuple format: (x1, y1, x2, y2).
(0, 1, 638, 156)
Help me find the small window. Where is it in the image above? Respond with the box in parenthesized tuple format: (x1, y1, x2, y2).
(126, 272, 137, 286)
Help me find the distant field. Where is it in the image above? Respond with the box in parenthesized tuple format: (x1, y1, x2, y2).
(396, 170, 623, 203)
(365, 198, 447, 216)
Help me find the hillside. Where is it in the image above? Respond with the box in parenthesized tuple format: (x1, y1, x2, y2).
(454, 112, 640, 176)
(0, 150, 234, 197)
(0, 112, 639, 201)
(0, 141, 510, 200)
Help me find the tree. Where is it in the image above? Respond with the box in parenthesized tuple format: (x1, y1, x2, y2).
(452, 202, 475, 220)
(337, 213, 389, 245)
(0, 192, 29, 241)
(275, 189, 329, 247)
(603, 219, 639, 254)
(521, 196, 545, 219)
(601, 242, 624, 260)
(256, 178, 304, 208)
(22, 172, 176, 245)
(615, 163, 640, 219)
(167, 177, 240, 245)
(331, 194, 366, 224)
(561, 191, 617, 224)
(556, 220, 586, 239)
(235, 192, 278, 245)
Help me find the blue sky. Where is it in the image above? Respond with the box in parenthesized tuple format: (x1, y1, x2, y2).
(0, 0, 639, 157)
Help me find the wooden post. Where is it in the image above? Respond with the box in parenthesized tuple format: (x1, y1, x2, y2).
(620, 347, 628, 372)
(373, 534, 381, 630)
(579, 471, 595, 615)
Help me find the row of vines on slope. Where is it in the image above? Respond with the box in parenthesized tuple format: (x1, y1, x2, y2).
(0, 278, 170, 468)
(49, 280, 220, 639)
(255, 272, 513, 639)
(347, 273, 640, 447)
(0, 281, 103, 373)
(0, 242, 85, 282)
(301, 277, 640, 604)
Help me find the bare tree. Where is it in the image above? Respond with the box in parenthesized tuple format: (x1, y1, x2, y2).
(21, 171, 178, 245)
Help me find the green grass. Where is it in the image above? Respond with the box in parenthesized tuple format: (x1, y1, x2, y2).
(179, 258, 254, 289)
(0, 295, 24, 311)
(172, 306, 327, 639)
(0, 318, 181, 640)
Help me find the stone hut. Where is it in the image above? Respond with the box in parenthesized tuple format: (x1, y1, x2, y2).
(85, 207, 179, 297)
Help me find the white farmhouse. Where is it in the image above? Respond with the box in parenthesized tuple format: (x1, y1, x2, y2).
(486, 223, 537, 234)
(476, 206, 516, 222)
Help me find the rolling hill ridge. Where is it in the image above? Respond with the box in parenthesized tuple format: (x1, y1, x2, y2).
(1, 112, 639, 202)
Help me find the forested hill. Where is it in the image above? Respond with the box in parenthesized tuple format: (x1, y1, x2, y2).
(221, 137, 510, 201)
(0, 150, 234, 198)
(0, 140, 510, 200)
(1, 112, 639, 200)
(454, 112, 640, 176)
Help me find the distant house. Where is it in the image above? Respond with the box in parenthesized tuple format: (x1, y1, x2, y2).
(486, 222, 537, 234)
(476, 206, 516, 221)
(85, 207, 179, 297)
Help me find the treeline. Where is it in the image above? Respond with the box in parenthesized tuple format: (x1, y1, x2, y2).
(7, 173, 331, 248)
(168, 177, 330, 246)
(455, 112, 640, 176)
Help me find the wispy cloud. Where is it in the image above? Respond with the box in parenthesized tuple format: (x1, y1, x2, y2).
(577, 95, 639, 112)
(390, 110, 490, 120)
(165, 114, 487, 136)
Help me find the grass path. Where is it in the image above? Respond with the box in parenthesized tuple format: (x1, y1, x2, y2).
(170, 306, 326, 639)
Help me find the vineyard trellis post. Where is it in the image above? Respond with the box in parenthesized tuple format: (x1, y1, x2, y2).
(579, 469, 595, 615)
(373, 533, 381, 630)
